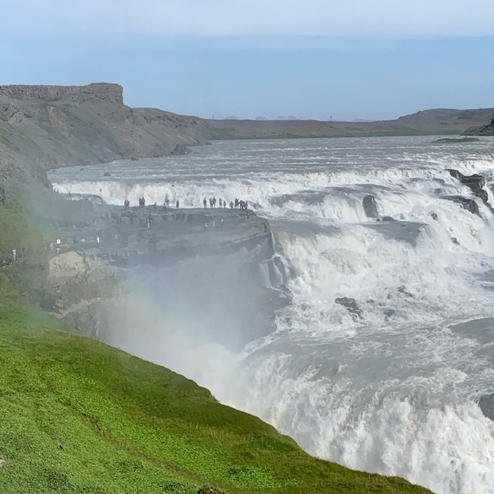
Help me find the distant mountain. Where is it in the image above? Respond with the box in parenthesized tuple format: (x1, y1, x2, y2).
(206, 107, 494, 140)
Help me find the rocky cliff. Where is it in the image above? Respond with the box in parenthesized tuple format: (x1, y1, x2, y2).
(0, 83, 210, 187)
(44, 204, 289, 351)
(464, 116, 494, 136)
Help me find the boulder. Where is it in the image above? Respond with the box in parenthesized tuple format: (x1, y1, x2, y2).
(448, 169, 492, 212)
(479, 394, 494, 421)
(335, 297, 362, 319)
(48, 251, 88, 286)
(362, 194, 379, 218)
(441, 195, 480, 216)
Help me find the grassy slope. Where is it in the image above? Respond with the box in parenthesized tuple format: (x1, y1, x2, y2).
(0, 305, 432, 494)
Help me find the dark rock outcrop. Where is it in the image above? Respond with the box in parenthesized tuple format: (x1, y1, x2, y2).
(363, 194, 379, 218)
(447, 169, 492, 212)
(448, 169, 485, 191)
(464, 116, 494, 136)
(478, 393, 494, 421)
(441, 195, 480, 216)
(335, 297, 362, 319)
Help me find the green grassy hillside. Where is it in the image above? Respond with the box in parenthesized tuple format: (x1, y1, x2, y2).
(0, 305, 432, 494)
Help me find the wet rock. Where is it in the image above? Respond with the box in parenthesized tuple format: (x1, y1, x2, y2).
(335, 297, 362, 319)
(104, 171, 111, 177)
(381, 216, 395, 222)
(448, 170, 485, 191)
(451, 237, 459, 245)
(448, 169, 492, 212)
(430, 212, 438, 221)
(363, 194, 379, 218)
(478, 393, 494, 421)
(442, 195, 480, 216)
(477, 189, 489, 203)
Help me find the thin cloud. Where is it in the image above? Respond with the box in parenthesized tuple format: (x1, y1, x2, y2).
(5, 0, 493, 36)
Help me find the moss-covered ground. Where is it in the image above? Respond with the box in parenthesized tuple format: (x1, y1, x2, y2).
(0, 304, 432, 494)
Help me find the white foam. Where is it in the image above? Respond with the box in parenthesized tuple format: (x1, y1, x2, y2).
(49, 137, 494, 494)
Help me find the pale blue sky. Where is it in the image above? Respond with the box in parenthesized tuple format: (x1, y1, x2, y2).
(1, 0, 493, 120)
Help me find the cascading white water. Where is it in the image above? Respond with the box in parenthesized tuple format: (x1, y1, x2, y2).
(49, 136, 494, 494)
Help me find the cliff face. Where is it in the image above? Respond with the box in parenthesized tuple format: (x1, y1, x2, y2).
(45, 205, 289, 351)
(464, 117, 494, 136)
(0, 83, 210, 187)
(0, 82, 124, 104)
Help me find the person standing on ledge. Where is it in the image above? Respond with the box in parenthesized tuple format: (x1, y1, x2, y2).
(203, 197, 207, 208)
(176, 200, 180, 208)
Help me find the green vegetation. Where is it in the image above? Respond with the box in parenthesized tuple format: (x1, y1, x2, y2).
(0, 304, 432, 494)
(433, 137, 480, 143)
(0, 192, 50, 304)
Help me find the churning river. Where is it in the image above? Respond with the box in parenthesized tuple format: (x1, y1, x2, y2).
(49, 135, 494, 494)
